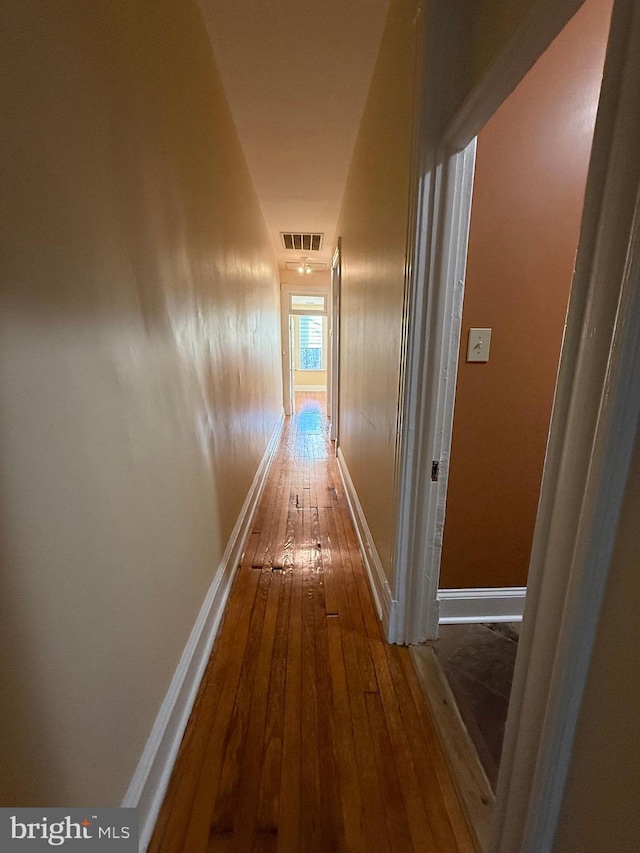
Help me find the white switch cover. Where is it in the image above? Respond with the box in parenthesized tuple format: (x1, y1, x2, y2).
(467, 328, 492, 362)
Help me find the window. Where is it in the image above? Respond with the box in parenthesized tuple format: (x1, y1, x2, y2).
(290, 294, 326, 313)
(298, 315, 324, 370)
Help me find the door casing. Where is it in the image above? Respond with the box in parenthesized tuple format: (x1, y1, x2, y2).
(393, 0, 640, 849)
(280, 283, 330, 417)
(330, 241, 342, 443)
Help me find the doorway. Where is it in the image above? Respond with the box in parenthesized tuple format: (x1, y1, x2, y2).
(405, 0, 612, 836)
(396, 0, 640, 850)
(330, 240, 341, 443)
(417, 6, 615, 794)
(396, 0, 613, 642)
(280, 284, 330, 417)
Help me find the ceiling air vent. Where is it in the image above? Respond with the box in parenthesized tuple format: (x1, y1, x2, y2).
(281, 232, 323, 252)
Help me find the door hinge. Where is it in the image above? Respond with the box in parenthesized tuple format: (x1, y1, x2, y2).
(431, 461, 440, 482)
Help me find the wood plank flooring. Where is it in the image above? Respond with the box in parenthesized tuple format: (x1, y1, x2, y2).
(409, 645, 494, 853)
(149, 393, 476, 853)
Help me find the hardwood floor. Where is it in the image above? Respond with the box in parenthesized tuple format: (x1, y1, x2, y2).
(149, 393, 476, 853)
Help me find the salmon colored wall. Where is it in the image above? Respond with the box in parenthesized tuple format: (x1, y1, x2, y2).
(440, 0, 612, 589)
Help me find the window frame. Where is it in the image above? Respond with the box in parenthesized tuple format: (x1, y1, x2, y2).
(296, 314, 325, 372)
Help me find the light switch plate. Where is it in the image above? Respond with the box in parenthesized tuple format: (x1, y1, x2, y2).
(467, 328, 491, 362)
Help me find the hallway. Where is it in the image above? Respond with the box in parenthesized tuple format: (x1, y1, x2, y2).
(149, 394, 475, 852)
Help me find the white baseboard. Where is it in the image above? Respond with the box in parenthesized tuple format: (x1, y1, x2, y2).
(438, 587, 526, 624)
(336, 448, 395, 638)
(123, 411, 285, 852)
(294, 384, 327, 392)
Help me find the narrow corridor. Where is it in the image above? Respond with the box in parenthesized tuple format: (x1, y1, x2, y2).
(149, 394, 475, 852)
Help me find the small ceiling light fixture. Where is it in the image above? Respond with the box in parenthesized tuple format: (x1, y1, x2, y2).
(297, 257, 313, 275)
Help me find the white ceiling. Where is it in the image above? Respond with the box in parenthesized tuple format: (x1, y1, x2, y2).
(199, 0, 390, 270)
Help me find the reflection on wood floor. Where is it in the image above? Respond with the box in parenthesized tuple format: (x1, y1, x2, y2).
(149, 392, 475, 852)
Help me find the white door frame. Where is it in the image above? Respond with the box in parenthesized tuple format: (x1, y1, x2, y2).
(494, 2, 640, 847)
(393, 139, 476, 644)
(330, 241, 341, 443)
(394, 0, 598, 647)
(395, 0, 640, 849)
(280, 283, 330, 416)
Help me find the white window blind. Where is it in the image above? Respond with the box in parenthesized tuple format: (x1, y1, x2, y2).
(299, 315, 323, 370)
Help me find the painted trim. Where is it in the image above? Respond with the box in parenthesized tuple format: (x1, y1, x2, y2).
(280, 283, 330, 416)
(394, 0, 639, 849)
(122, 411, 285, 852)
(494, 2, 640, 850)
(330, 241, 341, 443)
(336, 447, 396, 637)
(393, 139, 477, 645)
(438, 587, 526, 624)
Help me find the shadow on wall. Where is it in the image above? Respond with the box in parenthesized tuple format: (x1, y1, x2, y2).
(0, 0, 281, 806)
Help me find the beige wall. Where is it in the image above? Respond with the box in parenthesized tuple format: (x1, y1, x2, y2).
(440, 0, 611, 589)
(294, 372, 327, 389)
(280, 270, 331, 288)
(336, 0, 422, 586)
(0, 0, 281, 806)
(553, 428, 640, 852)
